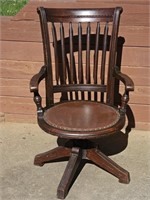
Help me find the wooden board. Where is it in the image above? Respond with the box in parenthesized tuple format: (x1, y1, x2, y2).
(0, 0, 149, 130)
(1, 19, 149, 47)
(1, 41, 149, 67)
(0, 60, 150, 87)
(0, 60, 42, 79)
(13, 1, 149, 27)
(4, 113, 37, 123)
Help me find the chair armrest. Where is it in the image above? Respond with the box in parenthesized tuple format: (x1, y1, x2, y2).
(30, 66, 46, 115)
(30, 65, 46, 93)
(114, 66, 134, 92)
(114, 66, 134, 113)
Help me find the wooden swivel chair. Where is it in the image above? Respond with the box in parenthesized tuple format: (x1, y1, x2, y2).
(30, 7, 134, 199)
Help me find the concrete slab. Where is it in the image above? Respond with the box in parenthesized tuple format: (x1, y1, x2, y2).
(0, 122, 150, 200)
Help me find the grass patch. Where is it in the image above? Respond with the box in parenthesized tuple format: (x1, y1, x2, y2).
(0, 0, 29, 16)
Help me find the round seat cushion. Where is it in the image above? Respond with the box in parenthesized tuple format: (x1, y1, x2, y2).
(43, 101, 120, 132)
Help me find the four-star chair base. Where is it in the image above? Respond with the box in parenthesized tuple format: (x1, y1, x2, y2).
(34, 140, 130, 199)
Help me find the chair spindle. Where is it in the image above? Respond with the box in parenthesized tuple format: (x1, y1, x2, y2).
(78, 22, 84, 100)
(101, 23, 108, 102)
(60, 23, 66, 84)
(52, 23, 59, 85)
(69, 22, 74, 84)
(86, 22, 91, 100)
(93, 22, 100, 101)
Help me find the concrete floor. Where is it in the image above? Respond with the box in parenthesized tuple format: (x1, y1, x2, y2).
(0, 122, 150, 200)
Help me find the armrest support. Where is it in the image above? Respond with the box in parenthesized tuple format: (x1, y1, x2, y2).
(114, 66, 134, 92)
(30, 65, 46, 93)
(114, 66, 134, 113)
(30, 66, 46, 115)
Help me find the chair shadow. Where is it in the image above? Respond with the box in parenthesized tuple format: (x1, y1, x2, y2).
(56, 104, 135, 194)
(56, 130, 129, 194)
(57, 104, 135, 157)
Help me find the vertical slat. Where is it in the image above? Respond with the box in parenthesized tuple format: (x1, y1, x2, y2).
(93, 22, 100, 101)
(60, 22, 68, 101)
(69, 22, 78, 99)
(78, 22, 83, 83)
(93, 22, 100, 84)
(101, 23, 108, 85)
(69, 22, 74, 84)
(101, 22, 108, 102)
(52, 23, 59, 85)
(73, 56, 77, 84)
(69, 22, 74, 100)
(86, 22, 91, 100)
(86, 22, 91, 84)
(78, 22, 84, 100)
(73, 56, 79, 100)
(60, 23, 66, 84)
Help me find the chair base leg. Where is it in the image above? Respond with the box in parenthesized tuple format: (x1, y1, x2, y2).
(86, 148, 130, 184)
(34, 142, 130, 199)
(57, 147, 82, 199)
(34, 146, 71, 166)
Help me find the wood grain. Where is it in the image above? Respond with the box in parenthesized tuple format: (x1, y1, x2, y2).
(0, 0, 149, 130)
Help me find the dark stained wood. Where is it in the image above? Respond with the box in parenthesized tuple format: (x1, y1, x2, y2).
(69, 22, 74, 84)
(86, 148, 130, 183)
(0, 0, 149, 197)
(78, 22, 83, 84)
(57, 147, 82, 199)
(86, 22, 91, 85)
(93, 22, 100, 84)
(86, 22, 91, 100)
(29, 6, 136, 199)
(93, 22, 100, 100)
(34, 146, 71, 166)
(60, 22, 67, 84)
(52, 23, 59, 84)
(101, 22, 108, 102)
(101, 23, 108, 85)
(78, 22, 84, 99)
(33, 6, 126, 104)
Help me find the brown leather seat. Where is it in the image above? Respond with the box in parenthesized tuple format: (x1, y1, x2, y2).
(44, 101, 120, 132)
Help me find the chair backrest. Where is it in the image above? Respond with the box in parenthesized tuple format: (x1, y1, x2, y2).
(37, 7, 123, 108)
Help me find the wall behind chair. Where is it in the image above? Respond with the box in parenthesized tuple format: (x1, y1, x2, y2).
(0, 0, 149, 130)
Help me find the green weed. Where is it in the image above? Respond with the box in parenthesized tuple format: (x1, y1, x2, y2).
(0, 0, 29, 16)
